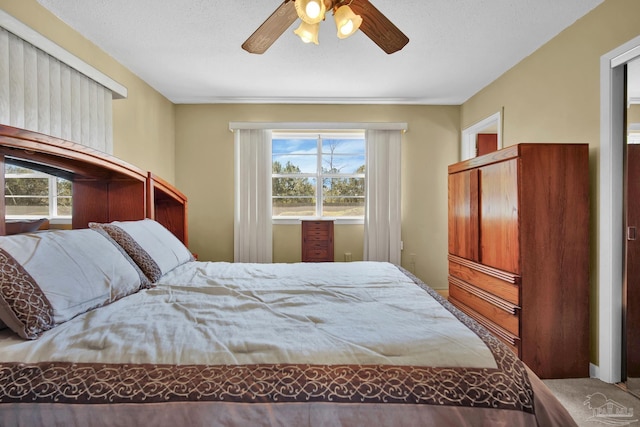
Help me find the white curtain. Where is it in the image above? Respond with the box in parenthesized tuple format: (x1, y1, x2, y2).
(234, 129, 273, 263)
(0, 26, 113, 153)
(364, 129, 402, 264)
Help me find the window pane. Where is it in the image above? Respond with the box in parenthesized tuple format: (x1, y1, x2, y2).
(273, 176, 317, 217)
(321, 139, 365, 174)
(321, 138, 365, 155)
(273, 177, 316, 197)
(323, 177, 364, 217)
(57, 178, 72, 196)
(272, 156, 316, 174)
(273, 138, 317, 154)
(5, 177, 49, 196)
(273, 138, 317, 174)
(323, 177, 364, 197)
(323, 157, 365, 174)
(323, 197, 365, 217)
(5, 169, 73, 218)
(57, 196, 73, 216)
(5, 197, 49, 216)
(55, 177, 73, 216)
(273, 197, 316, 217)
(5, 165, 35, 174)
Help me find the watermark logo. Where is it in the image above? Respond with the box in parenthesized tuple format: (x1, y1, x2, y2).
(583, 392, 638, 425)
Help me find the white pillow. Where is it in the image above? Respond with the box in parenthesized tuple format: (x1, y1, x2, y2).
(90, 219, 193, 282)
(0, 229, 151, 339)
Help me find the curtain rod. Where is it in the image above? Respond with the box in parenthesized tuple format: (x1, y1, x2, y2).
(229, 122, 408, 132)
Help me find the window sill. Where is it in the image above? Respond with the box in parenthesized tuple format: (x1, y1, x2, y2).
(6, 216, 71, 225)
(273, 217, 364, 225)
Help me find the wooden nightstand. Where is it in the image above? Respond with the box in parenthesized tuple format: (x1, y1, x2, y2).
(302, 220, 334, 262)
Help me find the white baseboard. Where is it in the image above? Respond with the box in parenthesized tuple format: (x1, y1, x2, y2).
(590, 363, 599, 379)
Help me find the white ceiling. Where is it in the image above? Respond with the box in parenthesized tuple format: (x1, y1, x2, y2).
(35, 0, 605, 105)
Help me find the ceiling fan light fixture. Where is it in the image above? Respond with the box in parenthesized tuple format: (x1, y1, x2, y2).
(295, 0, 326, 24)
(334, 5, 362, 39)
(242, 0, 409, 55)
(294, 21, 320, 44)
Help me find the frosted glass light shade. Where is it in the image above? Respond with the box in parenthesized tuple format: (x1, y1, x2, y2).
(334, 5, 362, 39)
(295, 0, 326, 24)
(294, 21, 320, 44)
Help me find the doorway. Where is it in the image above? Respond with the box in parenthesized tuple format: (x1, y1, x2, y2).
(599, 34, 640, 385)
(625, 57, 640, 397)
(460, 111, 502, 161)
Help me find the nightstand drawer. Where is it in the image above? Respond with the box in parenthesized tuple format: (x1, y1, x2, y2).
(305, 231, 329, 240)
(305, 221, 331, 231)
(306, 249, 330, 260)
(307, 241, 328, 249)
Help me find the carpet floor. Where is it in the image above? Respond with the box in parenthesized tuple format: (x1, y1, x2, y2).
(543, 378, 640, 426)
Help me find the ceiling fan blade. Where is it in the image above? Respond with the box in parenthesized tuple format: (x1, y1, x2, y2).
(348, 0, 409, 54)
(242, 0, 299, 54)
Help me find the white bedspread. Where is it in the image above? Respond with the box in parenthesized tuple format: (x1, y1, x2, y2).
(0, 261, 496, 369)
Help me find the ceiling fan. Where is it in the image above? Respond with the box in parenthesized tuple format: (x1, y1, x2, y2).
(242, 0, 409, 55)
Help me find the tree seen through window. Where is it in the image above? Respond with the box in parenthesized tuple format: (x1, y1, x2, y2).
(272, 133, 365, 218)
(4, 164, 72, 217)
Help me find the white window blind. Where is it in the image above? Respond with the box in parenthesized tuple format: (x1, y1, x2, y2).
(364, 129, 402, 264)
(0, 12, 126, 153)
(234, 129, 273, 263)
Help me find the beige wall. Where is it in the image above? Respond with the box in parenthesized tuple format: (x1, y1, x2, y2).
(462, 0, 640, 365)
(630, 104, 640, 124)
(175, 104, 460, 289)
(0, 0, 176, 182)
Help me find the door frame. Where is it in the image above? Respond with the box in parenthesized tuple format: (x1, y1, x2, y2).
(599, 34, 640, 383)
(460, 111, 502, 161)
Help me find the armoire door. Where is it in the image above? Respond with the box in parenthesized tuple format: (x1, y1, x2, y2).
(479, 159, 520, 274)
(448, 169, 479, 261)
(626, 144, 640, 378)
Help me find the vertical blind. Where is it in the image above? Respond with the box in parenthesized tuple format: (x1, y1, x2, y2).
(364, 129, 402, 264)
(0, 26, 113, 153)
(234, 129, 273, 263)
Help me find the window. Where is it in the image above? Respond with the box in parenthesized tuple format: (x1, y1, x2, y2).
(4, 164, 72, 218)
(272, 132, 365, 221)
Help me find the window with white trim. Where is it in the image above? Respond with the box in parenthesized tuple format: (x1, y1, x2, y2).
(272, 131, 365, 221)
(4, 165, 72, 218)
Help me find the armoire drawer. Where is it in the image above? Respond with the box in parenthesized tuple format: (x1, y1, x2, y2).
(448, 276, 520, 337)
(448, 255, 520, 305)
(449, 296, 521, 356)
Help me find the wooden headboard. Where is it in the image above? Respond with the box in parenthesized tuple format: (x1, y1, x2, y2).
(0, 125, 188, 246)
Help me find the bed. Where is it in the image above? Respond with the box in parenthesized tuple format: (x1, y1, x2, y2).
(0, 126, 576, 426)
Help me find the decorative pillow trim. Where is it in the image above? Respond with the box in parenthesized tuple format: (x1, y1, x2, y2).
(0, 248, 54, 339)
(89, 223, 163, 283)
(89, 226, 153, 290)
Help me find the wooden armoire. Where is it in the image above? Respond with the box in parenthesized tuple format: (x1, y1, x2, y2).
(447, 143, 589, 379)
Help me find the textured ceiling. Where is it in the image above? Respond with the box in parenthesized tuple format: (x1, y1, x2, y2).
(35, 0, 605, 105)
